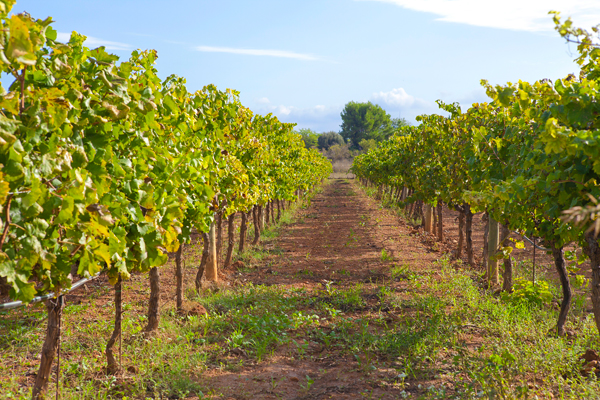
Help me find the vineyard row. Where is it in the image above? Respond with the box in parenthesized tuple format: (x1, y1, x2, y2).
(0, 2, 331, 398)
(351, 14, 600, 339)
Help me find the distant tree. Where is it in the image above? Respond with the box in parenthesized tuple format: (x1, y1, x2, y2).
(340, 101, 393, 149)
(326, 143, 352, 161)
(392, 117, 410, 130)
(318, 131, 344, 150)
(358, 138, 377, 153)
(296, 128, 319, 149)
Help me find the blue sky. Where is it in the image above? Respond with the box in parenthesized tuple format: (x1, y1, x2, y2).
(13, 0, 600, 132)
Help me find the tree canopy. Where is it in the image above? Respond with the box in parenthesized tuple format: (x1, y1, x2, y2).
(339, 101, 393, 149)
(297, 128, 319, 149)
(392, 117, 410, 130)
(318, 131, 345, 150)
(358, 138, 378, 153)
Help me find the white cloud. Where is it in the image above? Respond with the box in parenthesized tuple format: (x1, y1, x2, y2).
(256, 103, 343, 131)
(196, 46, 318, 61)
(369, 87, 447, 121)
(369, 87, 430, 111)
(57, 32, 131, 51)
(356, 0, 600, 31)
(274, 105, 292, 115)
(256, 97, 271, 105)
(371, 87, 418, 107)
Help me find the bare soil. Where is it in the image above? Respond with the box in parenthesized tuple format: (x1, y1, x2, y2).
(198, 179, 443, 399)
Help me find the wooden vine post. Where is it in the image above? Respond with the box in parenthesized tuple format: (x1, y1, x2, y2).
(436, 203, 443, 241)
(205, 220, 219, 282)
(501, 224, 513, 292)
(252, 206, 261, 245)
(224, 213, 236, 268)
(482, 213, 489, 276)
(424, 205, 433, 233)
(465, 204, 474, 266)
(259, 205, 265, 232)
(195, 232, 209, 291)
(487, 217, 500, 286)
(276, 199, 281, 221)
(585, 233, 600, 335)
(175, 244, 184, 312)
(456, 206, 465, 259)
(216, 211, 223, 268)
(239, 211, 248, 254)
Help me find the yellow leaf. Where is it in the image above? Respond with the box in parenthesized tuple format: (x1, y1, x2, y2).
(93, 243, 111, 267)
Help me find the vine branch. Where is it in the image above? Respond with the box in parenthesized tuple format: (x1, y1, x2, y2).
(0, 194, 13, 251)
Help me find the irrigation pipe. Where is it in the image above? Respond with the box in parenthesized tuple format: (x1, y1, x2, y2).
(0, 273, 101, 311)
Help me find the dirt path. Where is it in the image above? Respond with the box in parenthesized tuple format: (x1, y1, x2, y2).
(248, 179, 438, 287)
(226, 179, 450, 294)
(202, 178, 448, 399)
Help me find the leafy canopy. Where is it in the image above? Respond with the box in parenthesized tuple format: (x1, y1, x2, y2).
(296, 128, 318, 149)
(340, 101, 393, 149)
(318, 131, 344, 150)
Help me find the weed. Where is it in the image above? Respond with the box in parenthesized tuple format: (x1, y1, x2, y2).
(238, 246, 270, 263)
(345, 229, 358, 247)
(359, 214, 368, 227)
(300, 375, 315, 392)
(377, 285, 393, 302)
(391, 264, 415, 281)
(354, 352, 377, 373)
(380, 248, 393, 262)
(500, 277, 552, 306)
(292, 339, 310, 359)
(270, 376, 283, 391)
(296, 269, 314, 277)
